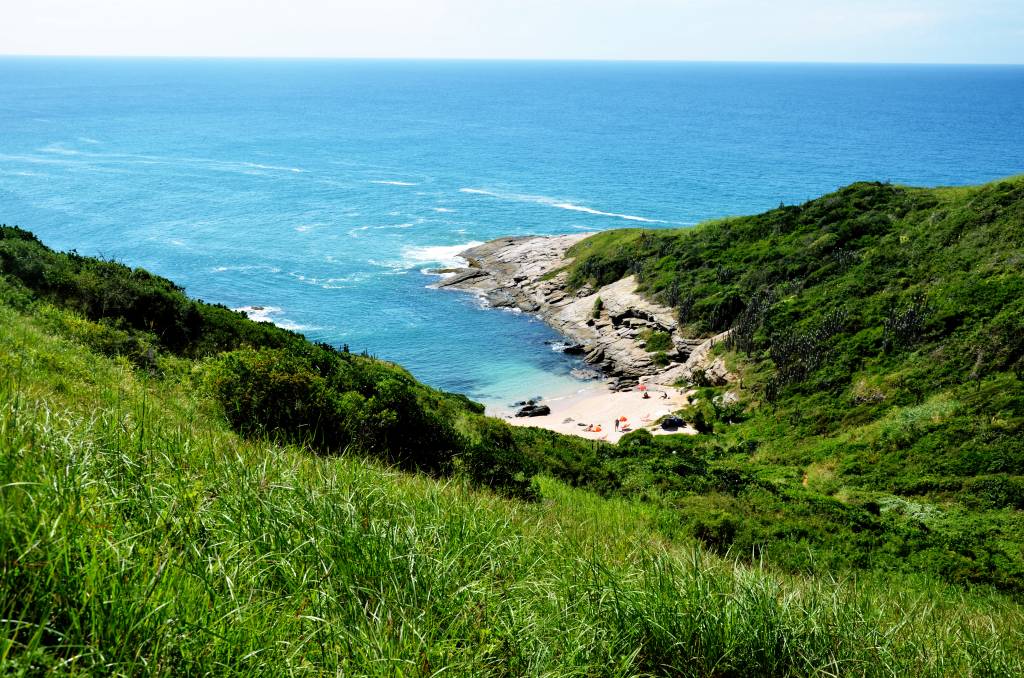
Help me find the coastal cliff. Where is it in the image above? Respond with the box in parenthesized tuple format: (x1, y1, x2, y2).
(435, 234, 731, 390)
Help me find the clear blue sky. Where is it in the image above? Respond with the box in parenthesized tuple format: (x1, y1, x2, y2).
(3, 0, 1022, 64)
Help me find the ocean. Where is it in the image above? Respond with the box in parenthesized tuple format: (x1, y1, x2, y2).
(1, 58, 1022, 406)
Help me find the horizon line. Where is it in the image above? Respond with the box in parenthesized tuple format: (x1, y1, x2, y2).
(1, 54, 1022, 67)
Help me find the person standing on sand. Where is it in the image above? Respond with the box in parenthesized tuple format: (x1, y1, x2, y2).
(614, 419, 619, 432)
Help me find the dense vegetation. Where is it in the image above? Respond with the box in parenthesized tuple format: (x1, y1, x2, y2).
(2, 176, 1023, 673)
(2, 274, 1023, 675)
(0, 226, 535, 498)
(553, 177, 1024, 593)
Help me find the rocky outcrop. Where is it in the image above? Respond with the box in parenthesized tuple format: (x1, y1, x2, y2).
(645, 330, 734, 388)
(434, 234, 734, 387)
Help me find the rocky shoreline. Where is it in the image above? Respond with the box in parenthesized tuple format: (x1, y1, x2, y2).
(433, 234, 732, 392)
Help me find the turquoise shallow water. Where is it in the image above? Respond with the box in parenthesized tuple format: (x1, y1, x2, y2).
(1, 58, 1022, 405)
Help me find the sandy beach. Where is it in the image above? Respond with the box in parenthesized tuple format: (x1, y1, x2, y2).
(491, 382, 696, 443)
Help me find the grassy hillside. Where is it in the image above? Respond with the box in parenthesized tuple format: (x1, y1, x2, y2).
(0, 226, 536, 499)
(1, 176, 1023, 672)
(2, 279, 1023, 675)
(546, 177, 1024, 592)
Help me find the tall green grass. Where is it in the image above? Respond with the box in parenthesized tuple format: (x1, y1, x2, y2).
(2, 295, 1023, 674)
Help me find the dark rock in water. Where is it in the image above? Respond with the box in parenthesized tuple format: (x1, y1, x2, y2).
(570, 368, 601, 381)
(516, 404, 551, 417)
(562, 343, 586, 355)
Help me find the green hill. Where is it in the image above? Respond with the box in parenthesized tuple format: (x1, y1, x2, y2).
(540, 177, 1024, 592)
(1, 176, 1023, 674)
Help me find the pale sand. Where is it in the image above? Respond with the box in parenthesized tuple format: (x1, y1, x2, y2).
(491, 383, 696, 443)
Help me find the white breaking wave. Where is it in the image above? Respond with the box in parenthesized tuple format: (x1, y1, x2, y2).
(233, 305, 315, 332)
(433, 207, 455, 213)
(402, 241, 483, 269)
(458, 187, 663, 223)
(370, 180, 418, 186)
(550, 202, 660, 222)
(365, 241, 484, 272)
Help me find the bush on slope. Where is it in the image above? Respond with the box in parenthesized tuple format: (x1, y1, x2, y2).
(2, 303, 1023, 676)
(0, 226, 534, 497)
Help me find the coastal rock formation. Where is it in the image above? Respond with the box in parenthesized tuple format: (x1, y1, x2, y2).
(435, 234, 733, 386)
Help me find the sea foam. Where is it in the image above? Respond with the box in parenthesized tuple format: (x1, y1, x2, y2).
(233, 305, 314, 331)
(400, 241, 484, 270)
(458, 188, 663, 223)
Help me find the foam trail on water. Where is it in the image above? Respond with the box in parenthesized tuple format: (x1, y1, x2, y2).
(458, 188, 664, 223)
(551, 202, 660, 222)
(371, 180, 418, 186)
(35, 144, 306, 174)
(211, 264, 282, 273)
(373, 222, 416, 230)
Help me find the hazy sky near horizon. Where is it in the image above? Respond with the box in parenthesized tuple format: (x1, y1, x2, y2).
(2, 0, 1023, 64)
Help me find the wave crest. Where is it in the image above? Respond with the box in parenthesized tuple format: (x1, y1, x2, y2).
(458, 188, 663, 223)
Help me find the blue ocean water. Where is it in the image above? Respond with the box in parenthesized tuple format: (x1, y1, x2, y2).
(1, 58, 1023, 406)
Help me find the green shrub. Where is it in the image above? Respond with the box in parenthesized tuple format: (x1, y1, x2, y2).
(688, 510, 739, 553)
(641, 330, 672, 353)
(205, 344, 536, 497)
(962, 475, 1024, 510)
(458, 416, 539, 500)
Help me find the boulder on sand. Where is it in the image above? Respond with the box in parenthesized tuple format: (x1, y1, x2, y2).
(516, 404, 551, 417)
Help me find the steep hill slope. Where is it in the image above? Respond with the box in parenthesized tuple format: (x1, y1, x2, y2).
(2, 279, 1023, 675)
(538, 177, 1024, 590)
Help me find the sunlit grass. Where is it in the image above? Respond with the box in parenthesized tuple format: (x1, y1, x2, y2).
(2, 299, 1023, 675)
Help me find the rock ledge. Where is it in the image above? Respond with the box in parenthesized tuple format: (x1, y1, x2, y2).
(435, 235, 733, 388)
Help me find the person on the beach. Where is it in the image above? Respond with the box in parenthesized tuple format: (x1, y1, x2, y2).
(614, 419, 619, 432)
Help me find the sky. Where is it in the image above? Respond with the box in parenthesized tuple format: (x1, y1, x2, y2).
(2, 0, 1023, 64)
